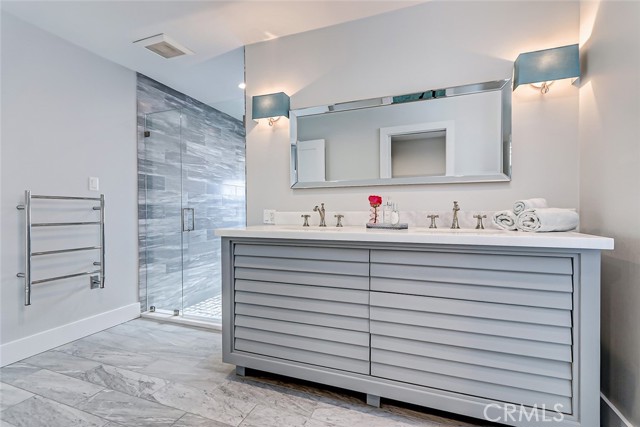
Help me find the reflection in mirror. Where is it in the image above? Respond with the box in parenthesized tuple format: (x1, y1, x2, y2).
(290, 79, 511, 188)
(388, 130, 446, 178)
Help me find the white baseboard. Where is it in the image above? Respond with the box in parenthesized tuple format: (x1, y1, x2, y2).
(602, 392, 635, 427)
(0, 303, 140, 367)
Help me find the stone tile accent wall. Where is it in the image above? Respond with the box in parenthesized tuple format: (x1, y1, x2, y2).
(137, 73, 246, 315)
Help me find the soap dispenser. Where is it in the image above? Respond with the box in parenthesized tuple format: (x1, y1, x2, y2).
(383, 199, 393, 224)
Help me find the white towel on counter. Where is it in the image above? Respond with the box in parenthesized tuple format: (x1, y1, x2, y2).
(516, 208, 579, 232)
(513, 198, 548, 215)
(492, 210, 517, 231)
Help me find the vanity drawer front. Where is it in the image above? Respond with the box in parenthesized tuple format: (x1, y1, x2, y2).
(371, 360, 572, 413)
(235, 244, 369, 263)
(234, 313, 370, 374)
(234, 243, 369, 290)
(371, 250, 573, 275)
(236, 339, 369, 374)
(370, 291, 571, 330)
(232, 244, 370, 374)
(370, 291, 573, 413)
(370, 249, 574, 309)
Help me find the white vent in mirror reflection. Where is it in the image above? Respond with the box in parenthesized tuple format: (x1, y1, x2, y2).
(133, 34, 194, 59)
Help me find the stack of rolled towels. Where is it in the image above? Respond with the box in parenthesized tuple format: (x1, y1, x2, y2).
(493, 198, 579, 232)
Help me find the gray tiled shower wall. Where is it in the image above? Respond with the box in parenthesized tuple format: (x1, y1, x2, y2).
(137, 73, 246, 314)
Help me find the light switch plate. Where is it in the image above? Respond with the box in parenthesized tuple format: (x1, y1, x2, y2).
(89, 177, 99, 191)
(263, 209, 276, 224)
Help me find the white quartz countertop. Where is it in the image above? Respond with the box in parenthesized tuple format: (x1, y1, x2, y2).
(216, 226, 614, 250)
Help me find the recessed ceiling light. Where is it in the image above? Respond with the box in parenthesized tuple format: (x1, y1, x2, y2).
(133, 34, 194, 59)
(238, 82, 246, 89)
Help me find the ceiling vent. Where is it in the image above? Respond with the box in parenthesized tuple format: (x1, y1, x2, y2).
(133, 34, 194, 59)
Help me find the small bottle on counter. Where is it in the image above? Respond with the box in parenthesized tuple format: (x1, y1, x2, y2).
(391, 203, 400, 225)
(383, 200, 393, 224)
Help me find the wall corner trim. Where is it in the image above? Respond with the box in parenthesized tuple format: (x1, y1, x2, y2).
(0, 303, 140, 367)
(602, 392, 635, 427)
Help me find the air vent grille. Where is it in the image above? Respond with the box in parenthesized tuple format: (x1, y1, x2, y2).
(133, 34, 194, 59)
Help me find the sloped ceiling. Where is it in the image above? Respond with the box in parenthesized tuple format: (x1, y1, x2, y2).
(2, 1, 422, 119)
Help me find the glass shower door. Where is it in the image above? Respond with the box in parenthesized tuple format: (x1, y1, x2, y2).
(142, 108, 245, 322)
(180, 111, 220, 320)
(142, 109, 184, 314)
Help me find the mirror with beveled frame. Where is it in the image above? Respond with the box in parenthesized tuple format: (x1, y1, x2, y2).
(289, 79, 512, 188)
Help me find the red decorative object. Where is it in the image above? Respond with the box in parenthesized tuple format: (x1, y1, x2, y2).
(368, 195, 382, 223)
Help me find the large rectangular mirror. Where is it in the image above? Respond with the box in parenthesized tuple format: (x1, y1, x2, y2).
(290, 79, 512, 188)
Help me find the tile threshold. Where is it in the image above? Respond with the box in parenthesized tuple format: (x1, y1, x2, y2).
(140, 311, 221, 332)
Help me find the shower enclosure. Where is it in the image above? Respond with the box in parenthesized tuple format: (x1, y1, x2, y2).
(139, 107, 245, 322)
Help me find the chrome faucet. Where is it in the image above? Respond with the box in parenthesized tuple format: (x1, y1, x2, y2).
(474, 214, 487, 230)
(451, 201, 461, 229)
(313, 203, 326, 227)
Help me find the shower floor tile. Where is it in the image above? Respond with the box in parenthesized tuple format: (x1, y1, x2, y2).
(183, 295, 222, 319)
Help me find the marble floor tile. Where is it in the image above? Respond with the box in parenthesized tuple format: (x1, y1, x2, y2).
(77, 389, 184, 427)
(240, 404, 308, 427)
(381, 404, 483, 427)
(0, 383, 33, 411)
(150, 381, 255, 427)
(82, 330, 211, 365)
(173, 413, 233, 427)
(23, 351, 101, 380)
(0, 364, 40, 384)
(107, 319, 187, 336)
(79, 365, 167, 400)
(237, 373, 365, 411)
(10, 369, 104, 407)
(217, 378, 318, 417)
(79, 330, 153, 353)
(310, 405, 441, 427)
(56, 339, 157, 371)
(303, 419, 341, 427)
(109, 326, 199, 348)
(1, 319, 492, 427)
(1, 395, 107, 427)
(137, 359, 230, 391)
(194, 355, 237, 375)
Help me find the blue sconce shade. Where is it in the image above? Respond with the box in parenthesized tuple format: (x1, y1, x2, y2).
(252, 92, 290, 120)
(513, 44, 580, 90)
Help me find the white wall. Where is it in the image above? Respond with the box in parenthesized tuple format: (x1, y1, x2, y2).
(579, 1, 640, 425)
(245, 1, 580, 225)
(0, 12, 139, 365)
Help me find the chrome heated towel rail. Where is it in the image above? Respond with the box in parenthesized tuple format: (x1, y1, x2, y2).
(16, 190, 105, 306)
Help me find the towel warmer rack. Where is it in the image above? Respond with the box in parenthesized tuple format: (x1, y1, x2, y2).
(16, 190, 105, 306)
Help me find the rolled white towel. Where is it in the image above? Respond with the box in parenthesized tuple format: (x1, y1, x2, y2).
(492, 210, 517, 231)
(513, 198, 548, 215)
(516, 208, 579, 232)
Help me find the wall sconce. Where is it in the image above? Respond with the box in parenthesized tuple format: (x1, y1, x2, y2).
(513, 44, 580, 94)
(252, 92, 290, 126)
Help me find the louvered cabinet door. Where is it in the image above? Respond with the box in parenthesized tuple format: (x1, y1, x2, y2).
(369, 249, 574, 414)
(232, 243, 370, 374)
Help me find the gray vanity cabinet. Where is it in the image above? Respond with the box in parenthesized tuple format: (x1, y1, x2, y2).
(230, 243, 371, 374)
(221, 237, 602, 427)
(369, 250, 574, 414)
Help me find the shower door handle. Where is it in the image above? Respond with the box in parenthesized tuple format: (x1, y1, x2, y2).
(182, 208, 195, 232)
